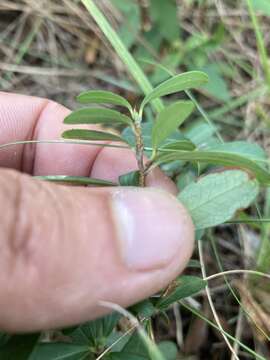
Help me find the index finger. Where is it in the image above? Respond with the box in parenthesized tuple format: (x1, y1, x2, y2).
(0, 92, 104, 176)
(0, 92, 177, 193)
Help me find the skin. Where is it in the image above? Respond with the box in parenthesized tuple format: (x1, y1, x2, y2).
(0, 92, 194, 333)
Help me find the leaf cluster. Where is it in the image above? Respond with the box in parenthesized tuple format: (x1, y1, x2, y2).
(59, 70, 268, 230)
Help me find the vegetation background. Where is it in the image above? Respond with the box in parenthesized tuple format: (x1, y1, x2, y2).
(0, 0, 270, 359)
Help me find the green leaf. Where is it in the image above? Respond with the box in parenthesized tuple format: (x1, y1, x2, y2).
(187, 259, 202, 269)
(152, 101, 195, 149)
(195, 229, 205, 241)
(110, 0, 140, 48)
(140, 71, 208, 111)
(119, 171, 140, 186)
(29, 343, 89, 360)
(35, 175, 117, 187)
(156, 276, 206, 310)
(0, 334, 40, 360)
(184, 121, 218, 147)
(150, 0, 179, 42)
(62, 129, 126, 143)
(207, 141, 267, 162)
(160, 139, 196, 152)
(251, 0, 270, 16)
(156, 149, 270, 185)
(76, 90, 132, 112)
(176, 169, 196, 190)
(106, 332, 131, 353)
(109, 332, 152, 360)
(158, 341, 178, 360)
(122, 123, 152, 149)
(70, 313, 120, 349)
(130, 300, 156, 318)
(201, 63, 231, 102)
(64, 107, 132, 126)
(0, 333, 10, 347)
(178, 170, 259, 230)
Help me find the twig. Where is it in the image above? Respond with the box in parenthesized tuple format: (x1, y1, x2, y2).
(231, 308, 244, 360)
(205, 269, 270, 282)
(134, 121, 146, 187)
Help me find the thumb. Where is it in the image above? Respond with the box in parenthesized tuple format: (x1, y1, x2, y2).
(0, 169, 194, 332)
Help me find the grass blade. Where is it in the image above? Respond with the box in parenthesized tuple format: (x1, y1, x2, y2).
(246, 0, 270, 87)
(81, 0, 163, 113)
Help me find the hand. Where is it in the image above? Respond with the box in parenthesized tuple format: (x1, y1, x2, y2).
(0, 92, 194, 333)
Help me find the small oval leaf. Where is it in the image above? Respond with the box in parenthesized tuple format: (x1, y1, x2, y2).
(156, 276, 206, 310)
(35, 175, 117, 187)
(141, 71, 208, 110)
(70, 313, 120, 346)
(152, 101, 195, 149)
(62, 129, 126, 143)
(64, 108, 132, 126)
(178, 170, 259, 229)
(160, 139, 196, 152)
(119, 171, 140, 186)
(76, 90, 132, 112)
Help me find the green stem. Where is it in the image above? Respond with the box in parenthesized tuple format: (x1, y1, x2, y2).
(246, 0, 270, 88)
(256, 188, 270, 272)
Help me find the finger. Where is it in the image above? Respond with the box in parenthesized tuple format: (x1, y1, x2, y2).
(0, 92, 177, 193)
(91, 146, 177, 194)
(0, 169, 194, 332)
(0, 92, 103, 175)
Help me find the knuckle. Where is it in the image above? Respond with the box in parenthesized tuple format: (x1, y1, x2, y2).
(0, 170, 56, 279)
(0, 170, 35, 264)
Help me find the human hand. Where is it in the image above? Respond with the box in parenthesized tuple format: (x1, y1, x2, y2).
(0, 92, 194, 332)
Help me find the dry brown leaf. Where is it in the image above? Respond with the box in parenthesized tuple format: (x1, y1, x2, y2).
(236, 281, 270, 341)
(84, 36, 100, 65)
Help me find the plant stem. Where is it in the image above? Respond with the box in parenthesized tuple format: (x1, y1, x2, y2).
(256, 188, 270, 272)
(246, 0, 270, 89)
(134, 121, 146, 187)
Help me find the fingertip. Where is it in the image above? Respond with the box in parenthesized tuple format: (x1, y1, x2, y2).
(111, 187, 195, 271)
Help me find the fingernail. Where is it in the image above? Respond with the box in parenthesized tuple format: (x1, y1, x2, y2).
(111, 188, 194, 271)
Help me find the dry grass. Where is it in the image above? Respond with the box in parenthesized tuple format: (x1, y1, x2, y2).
(0, 0, 133, 107)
